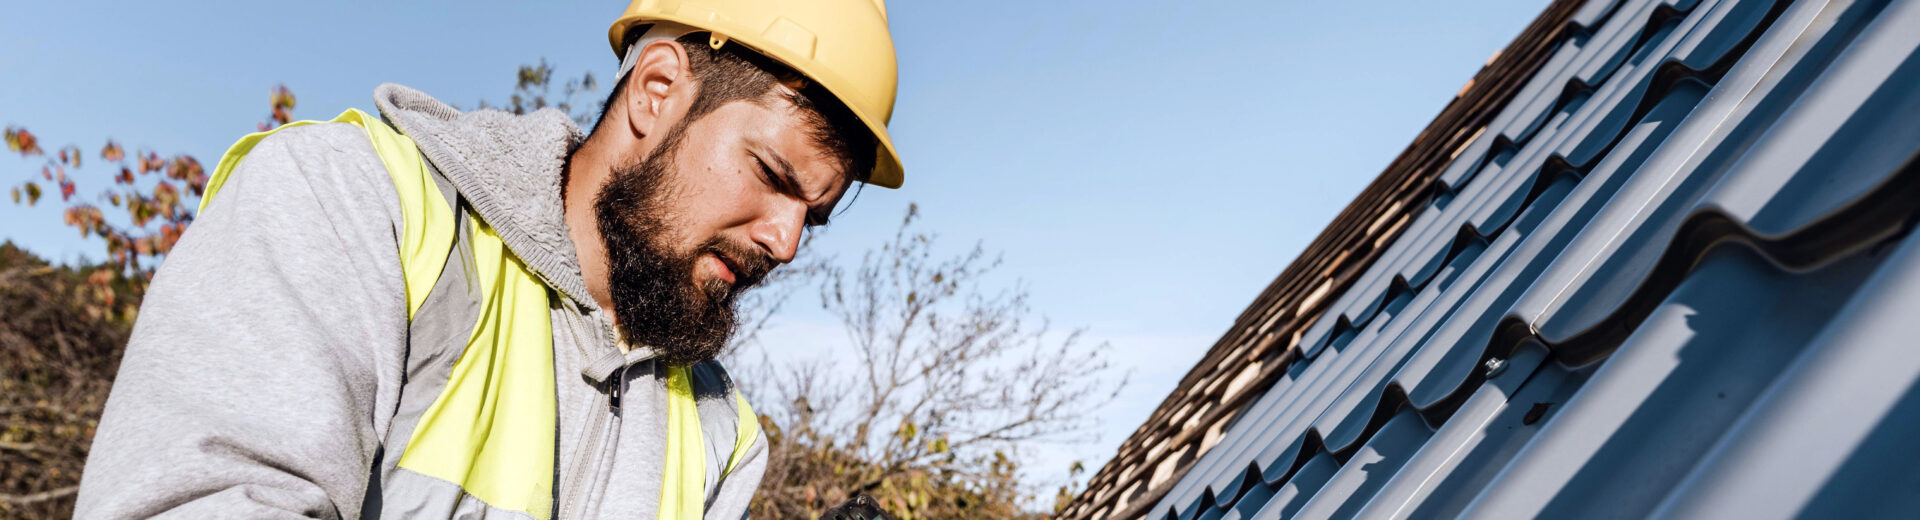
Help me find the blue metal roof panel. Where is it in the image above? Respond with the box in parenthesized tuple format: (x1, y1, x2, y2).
(1245, 453, 1339, 520)
(1059, 3, 1597, 515)
(1141, 0, 1920, 517)
(1572, 0, 1633, 30)
(1458, 243, 1885, 518)
(1527, 0, 1910, 353)
(1351, 343, 1564, 520)
(1653, 229, 1920, 518)
(1290, 409, 1434, 520)
(1294, 0, 1725, 362)
(1439, 0, 1655, 191)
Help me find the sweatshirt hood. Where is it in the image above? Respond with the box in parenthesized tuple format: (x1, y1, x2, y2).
(372, 83, 596, 309)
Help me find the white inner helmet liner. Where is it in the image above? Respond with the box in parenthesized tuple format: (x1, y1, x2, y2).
(616, 22, 698, 81)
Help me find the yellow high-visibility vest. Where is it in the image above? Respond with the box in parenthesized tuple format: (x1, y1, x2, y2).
(204, 109, 758, 520)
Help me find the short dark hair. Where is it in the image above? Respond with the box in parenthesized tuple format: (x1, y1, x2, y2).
(594, 32, 877, 190)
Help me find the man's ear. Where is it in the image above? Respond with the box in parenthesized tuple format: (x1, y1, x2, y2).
(623, 39, 692, 139)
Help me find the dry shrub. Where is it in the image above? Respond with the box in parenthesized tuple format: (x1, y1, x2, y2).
(0, 242, 139, 518)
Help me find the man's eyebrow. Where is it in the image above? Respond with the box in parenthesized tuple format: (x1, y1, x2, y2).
(759, 143, 842, 204)
(792, 160, 835, 228)
(752, 142, 836, 226)
(764, 152, 798, 191)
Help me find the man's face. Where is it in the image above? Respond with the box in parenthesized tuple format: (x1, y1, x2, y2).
(594, 92, 850, 365)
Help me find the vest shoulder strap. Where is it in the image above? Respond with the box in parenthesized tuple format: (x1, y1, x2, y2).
(661, 364, 764, 520)
(205, 109, 456, 319)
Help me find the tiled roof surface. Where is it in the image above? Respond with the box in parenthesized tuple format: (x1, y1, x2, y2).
(1063, 0, 1920, 517)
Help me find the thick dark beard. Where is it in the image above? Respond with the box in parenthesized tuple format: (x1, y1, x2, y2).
(590, 122, 772, 366)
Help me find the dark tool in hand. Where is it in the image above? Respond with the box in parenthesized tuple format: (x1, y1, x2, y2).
(819, 494, 890, 520)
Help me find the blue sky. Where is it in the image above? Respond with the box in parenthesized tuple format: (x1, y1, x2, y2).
(2, 0, 1550, 493)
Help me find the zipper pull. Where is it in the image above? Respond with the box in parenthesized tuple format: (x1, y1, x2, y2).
(609, 364, 627, 413)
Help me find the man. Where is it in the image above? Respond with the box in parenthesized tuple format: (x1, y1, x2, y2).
(74, 1, 904, 518)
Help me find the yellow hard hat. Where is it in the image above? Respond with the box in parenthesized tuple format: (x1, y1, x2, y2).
(609, 0, 905, 189)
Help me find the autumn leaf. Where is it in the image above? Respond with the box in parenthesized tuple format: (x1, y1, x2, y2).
(139, 152, 163, 174)
(169, 156, 203, 183)
(265, 85, 299, 127)
(5, 126, 43, 155)
(187, 169, 207, 195)
(129, 197, 155, 228)
(270, 85, 297, 126)
(58, 144, 83, 167)
(152, 181, 179, 206)
(67, 205, 105, 237)
(101, 140, 125, 162)
(157, 223, 185, 254)
(63, 206, 94, 236)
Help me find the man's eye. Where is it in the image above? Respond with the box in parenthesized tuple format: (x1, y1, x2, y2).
(755, 158, 781, 187)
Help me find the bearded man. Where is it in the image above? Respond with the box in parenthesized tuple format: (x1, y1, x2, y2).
(74, 2, 905, 518)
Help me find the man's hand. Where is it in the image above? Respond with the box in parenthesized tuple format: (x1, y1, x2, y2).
(818, 494, 890, 520)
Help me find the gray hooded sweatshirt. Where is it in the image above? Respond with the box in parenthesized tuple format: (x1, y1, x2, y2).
(74, 84, 766, 519)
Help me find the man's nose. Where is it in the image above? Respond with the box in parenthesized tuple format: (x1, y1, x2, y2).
(748, 203, 805, 263)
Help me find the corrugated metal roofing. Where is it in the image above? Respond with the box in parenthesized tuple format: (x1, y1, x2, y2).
(1059, 3, 1597, 516)
(1090, 0, 1920, 517)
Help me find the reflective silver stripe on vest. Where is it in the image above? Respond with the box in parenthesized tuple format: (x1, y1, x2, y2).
(688, 362, 748, 506)
(363, 162, 491, 518)
(383, 468, 540, 520)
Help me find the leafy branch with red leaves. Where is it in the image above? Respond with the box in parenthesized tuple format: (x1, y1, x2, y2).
(4, 85, 296, 299)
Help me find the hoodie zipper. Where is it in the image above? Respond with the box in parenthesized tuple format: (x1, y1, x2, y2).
(557, 310, 629, 519)
(559, 376, 616, 518)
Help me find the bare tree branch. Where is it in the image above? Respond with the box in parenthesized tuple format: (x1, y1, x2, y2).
(736, 203, 1127, 517)
(2, 486, 79, 506)
(0, 441, 48, 454)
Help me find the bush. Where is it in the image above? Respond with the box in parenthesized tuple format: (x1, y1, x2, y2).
(0, 242, 139, 517)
